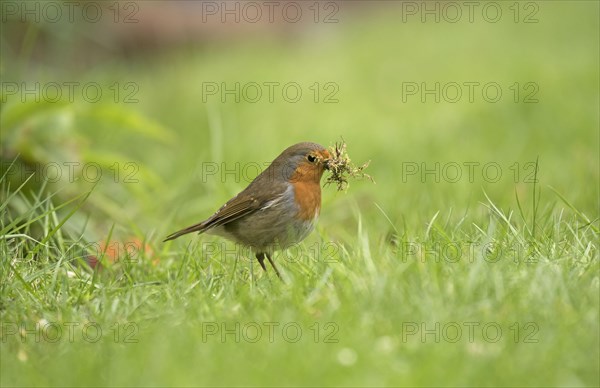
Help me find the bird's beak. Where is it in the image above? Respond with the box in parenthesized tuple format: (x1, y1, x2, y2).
(322, 150, 332, 170)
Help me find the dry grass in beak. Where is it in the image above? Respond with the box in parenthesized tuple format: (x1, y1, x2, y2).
(324, 140, 374, 191)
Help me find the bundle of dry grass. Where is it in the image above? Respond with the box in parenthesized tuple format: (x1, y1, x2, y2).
(324, 140, 374, 191)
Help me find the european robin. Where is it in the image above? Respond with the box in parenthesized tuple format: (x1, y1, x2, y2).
(164, 142, 331, 278)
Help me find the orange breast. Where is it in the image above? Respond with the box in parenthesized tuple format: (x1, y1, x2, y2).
(289, 160, 325, 221)
(291, 180, 321, 221)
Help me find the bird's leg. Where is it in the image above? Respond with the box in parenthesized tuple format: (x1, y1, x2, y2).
(266, 253, 282, 279)
(255, 252, 268, 272)
(255, 252, 282, 279)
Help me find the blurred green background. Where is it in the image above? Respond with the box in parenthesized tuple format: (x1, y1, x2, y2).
(1, 1, 598, 387)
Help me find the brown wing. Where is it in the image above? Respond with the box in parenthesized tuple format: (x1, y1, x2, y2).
(164, 158, 290, 243)
(163, 194, 260, 242)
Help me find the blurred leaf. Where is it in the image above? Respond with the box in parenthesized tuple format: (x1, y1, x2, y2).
(0, 99, 71, 132)
(81, 105, 175, 144)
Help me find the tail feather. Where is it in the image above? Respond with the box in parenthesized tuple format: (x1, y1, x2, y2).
(163, 222, 208, 242)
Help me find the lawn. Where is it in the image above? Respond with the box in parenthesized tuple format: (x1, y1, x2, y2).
(1, 1, 599, 386)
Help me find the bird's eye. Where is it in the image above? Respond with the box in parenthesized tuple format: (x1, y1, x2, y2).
(307, 154, 317, 163)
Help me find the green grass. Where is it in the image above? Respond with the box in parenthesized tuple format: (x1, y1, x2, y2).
(1, 2, 599, 386)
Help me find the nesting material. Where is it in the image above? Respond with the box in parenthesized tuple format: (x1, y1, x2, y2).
(324, 140, 374, 191)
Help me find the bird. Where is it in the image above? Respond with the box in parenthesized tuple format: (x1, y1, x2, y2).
(164, 142, 331, 278)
